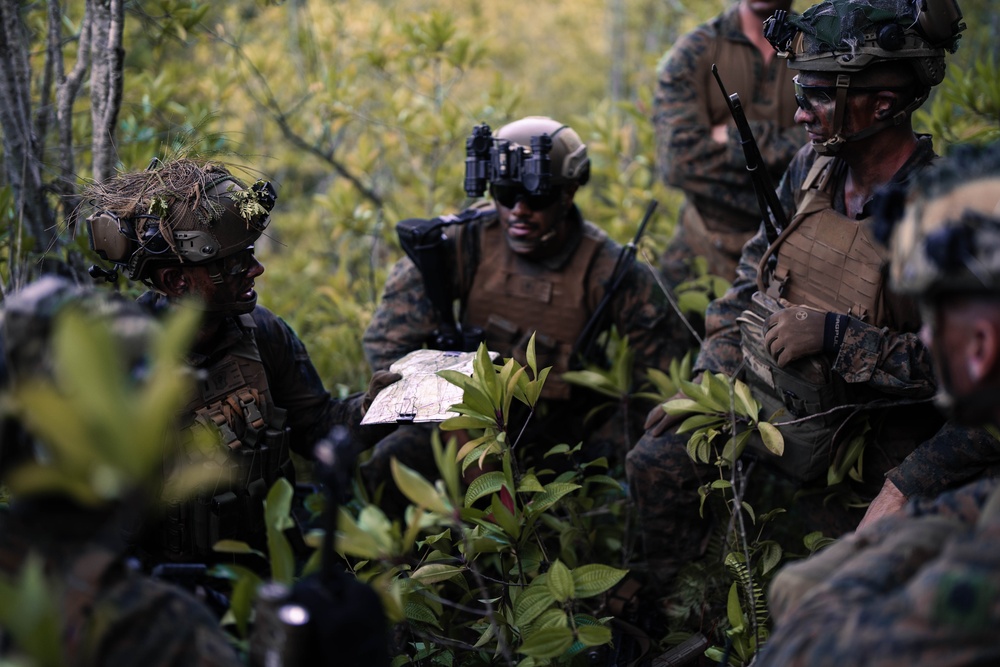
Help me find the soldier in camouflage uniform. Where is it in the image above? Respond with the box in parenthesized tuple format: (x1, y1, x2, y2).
(0, 276, 243, 667)
(84, 158, 393, 567)
(627, 0, 981, 595)
(757, 140, 1000, 667)
(654, 0, 804, 289)
(363, 117, 686, 508)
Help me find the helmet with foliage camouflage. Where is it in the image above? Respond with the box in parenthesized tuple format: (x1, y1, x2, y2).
(764, 0, 964, 153)
(495, 116, 590, 187)
(85, 158, 276, 283)
(886, 142, 1000, 300)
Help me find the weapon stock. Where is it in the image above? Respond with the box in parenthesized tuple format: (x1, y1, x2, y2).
(711, 64, 787, 246)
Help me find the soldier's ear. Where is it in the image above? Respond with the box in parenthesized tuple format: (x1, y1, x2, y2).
(155, 266, 189, 298)
(967, 317, 1000, 387)
(874, 91, 900, 121)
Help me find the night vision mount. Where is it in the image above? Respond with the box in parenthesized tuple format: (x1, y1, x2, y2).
(463, 124, 553, 199)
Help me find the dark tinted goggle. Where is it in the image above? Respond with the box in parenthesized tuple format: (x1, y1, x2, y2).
(792, 75, 908, 113)
(213, 246, 258, 277)
(490, 183, 561, 211)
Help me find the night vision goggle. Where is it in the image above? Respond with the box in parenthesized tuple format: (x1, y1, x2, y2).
(463, 124, 553, 199)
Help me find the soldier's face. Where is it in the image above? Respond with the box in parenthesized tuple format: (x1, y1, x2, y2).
(493, 184, 576, 258)
(183, 246, 265, 313)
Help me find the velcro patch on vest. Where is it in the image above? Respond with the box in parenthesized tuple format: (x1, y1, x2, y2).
(502, 272, 553, 303)
(198, 357, 247, 404)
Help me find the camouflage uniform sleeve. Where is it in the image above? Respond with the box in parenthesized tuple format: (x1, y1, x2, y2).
(757, 498, 1000, 667)
(830, 318, 936, 393)
(362, 257, 438, 372)
(888, 423, 1000, 500)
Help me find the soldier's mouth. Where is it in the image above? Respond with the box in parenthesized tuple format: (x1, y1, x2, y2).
(506, 221, 537, 238)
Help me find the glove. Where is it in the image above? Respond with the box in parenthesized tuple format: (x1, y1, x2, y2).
(643, 373, 704, 437)
(361, 370, 402, 417)
(763, 305, 827, 367)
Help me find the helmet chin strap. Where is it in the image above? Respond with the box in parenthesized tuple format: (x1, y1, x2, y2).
(813, 74, 929, 156)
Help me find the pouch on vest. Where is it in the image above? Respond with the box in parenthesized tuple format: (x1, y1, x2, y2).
(738, 291, 849, 482)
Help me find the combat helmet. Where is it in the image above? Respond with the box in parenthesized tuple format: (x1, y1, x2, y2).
(764, 0, 965, 153)
(85, 158, 276, 285)
(494, 116, 590, 187)
(886, 142, 1000, 301)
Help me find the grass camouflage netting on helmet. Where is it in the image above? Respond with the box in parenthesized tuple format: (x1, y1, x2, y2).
(765, 0, 964, 86)
(84, 158, 276, 281)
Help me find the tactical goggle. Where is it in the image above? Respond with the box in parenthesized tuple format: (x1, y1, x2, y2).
(489, 183, 562, 211)
(792, 75, 909, 113)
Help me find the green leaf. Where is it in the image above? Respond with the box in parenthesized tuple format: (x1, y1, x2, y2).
(411, 563, 466, 584)
(405, 601, 444, 630)
(546, 560, 574, 602)
(526, 482, 581, 516)
(576, 624, 613, 647)
(490, 493, 521, 539)
(514, 583, 557, 626)
(726, 583, 745, 632)
(571, 564, 627, 598)
(392, 457, 451, 515)
(758, 421, 784, 456)
(734, 380, 758, 420)
(518, 627, 574, 659)
(465, 471, 506, 506)
(265, 478, 296, 584)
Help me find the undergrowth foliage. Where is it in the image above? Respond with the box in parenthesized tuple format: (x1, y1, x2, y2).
(336, 339, 632, 665)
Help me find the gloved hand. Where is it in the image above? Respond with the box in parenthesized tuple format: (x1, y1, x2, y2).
(361, 370, 402, 417)
(763, 304, 827, 367)
(643, 372, 704, 437)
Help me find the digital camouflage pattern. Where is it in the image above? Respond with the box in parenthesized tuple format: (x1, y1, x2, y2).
(627, 138, 996, 583)
(758, 477, 1000, 667)
(363, 206, 689, 504)
(654, 2, 804, 286)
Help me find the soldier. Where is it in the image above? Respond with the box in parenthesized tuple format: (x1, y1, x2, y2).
(84, 158, 394, 567)
(0, 276, 243, 667)
(756, 140, 1000, 667)
(363, 116, 686, 507)
(627, 0, 976, 604)
(654, 0, 804, 291)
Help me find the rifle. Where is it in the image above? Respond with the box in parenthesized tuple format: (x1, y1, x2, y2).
(711, 64, 787, 247)
(572, 199, 658, 366)
(396, 208, 489, 351)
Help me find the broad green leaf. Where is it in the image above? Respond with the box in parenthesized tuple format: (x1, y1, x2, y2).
(411, 563, 466, 584)
(212, 540, 266, 557)
(663, 398, 714, 414)
(676, 413, 725, 434)
(336, 508, 384, 560)
(758, 422, 784, 456)
(571, 564, 627, 598)
(526, 483, 581, 516)
(526, 333, 538, 375)
(531, 608, 569, 630)
(546, 560, 574, 602)
(576, 624, 612, 647)
(514, 584, 557, 626)
(465, 471, 506, 506)
(490, 492, 521, 539)
(392, 458, 451, 515)
(518, 627, 574, 659)
(726, 583, 745, 632)
(734, 380, 758, 420)
(405, 601, 443, 630)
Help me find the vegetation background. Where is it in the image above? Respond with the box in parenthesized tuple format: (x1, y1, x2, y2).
(3, 0, 994, 394)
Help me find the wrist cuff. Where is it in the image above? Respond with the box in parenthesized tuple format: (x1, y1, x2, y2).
(824, 312, 849, 355)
